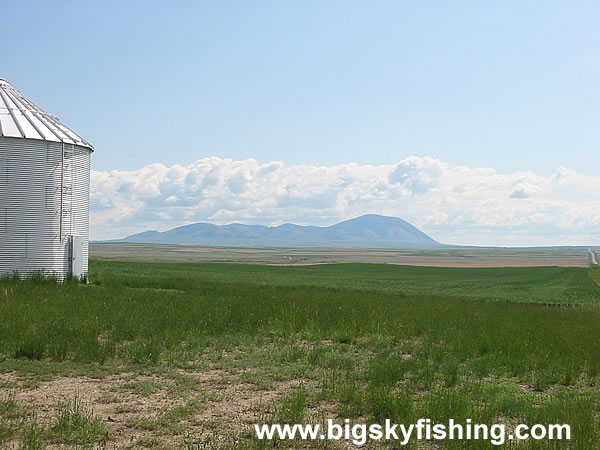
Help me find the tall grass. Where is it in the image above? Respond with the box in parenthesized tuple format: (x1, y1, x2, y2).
(0, 262, 599, 384)
(2, 260, 600, 447)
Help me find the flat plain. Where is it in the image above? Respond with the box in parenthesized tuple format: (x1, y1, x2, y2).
(91, 242, 595, 267)
(1, 256, 600, 448)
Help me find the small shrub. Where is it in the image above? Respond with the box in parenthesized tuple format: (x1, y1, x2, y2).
(337, 379, 364, 417)
(28, 271, 59, 285)
(367, 387, 412, 423)
(276, 390, 307, 424)
(128, 340, 161, 365)
(51, 395, 108, 446)
(422, 388, 469, 423)
(14, 338, 45, 361)
(495, 393, 526, 417)
(0, 393, 21, 444)
(368, 352, 408, 386)
(19, 418, 45, 450)
(278, 345, 306, 364)
(74, 339, 114, 364)
(443, 359, 460, 387)
(307, 347, 328, 366)
(0, 392, 20, 420)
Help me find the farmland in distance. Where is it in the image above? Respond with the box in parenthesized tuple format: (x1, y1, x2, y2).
(91, 242, 594, 267)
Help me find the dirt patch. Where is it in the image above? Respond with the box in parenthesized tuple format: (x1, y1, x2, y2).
(1, 369, 324, 448)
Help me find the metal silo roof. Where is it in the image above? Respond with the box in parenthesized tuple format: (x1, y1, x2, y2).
(0, 78, 93, 150)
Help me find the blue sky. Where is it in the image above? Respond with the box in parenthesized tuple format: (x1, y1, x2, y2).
(4, 1, 599, 173)
(4, 1, 600, 244)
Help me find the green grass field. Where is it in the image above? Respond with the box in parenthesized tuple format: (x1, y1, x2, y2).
(92, 260, 600, 303)
(1, 261, 600, 448)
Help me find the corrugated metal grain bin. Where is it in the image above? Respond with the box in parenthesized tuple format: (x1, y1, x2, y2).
(0, 78, 93, 280)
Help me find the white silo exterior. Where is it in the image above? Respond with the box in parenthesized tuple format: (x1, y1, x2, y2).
(0, 78, 93, 280)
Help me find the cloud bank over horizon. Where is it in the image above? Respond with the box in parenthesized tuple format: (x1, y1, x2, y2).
(91, 156, 600, 246)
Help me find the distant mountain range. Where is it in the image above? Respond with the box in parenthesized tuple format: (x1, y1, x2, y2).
(115, 215, 440, 248)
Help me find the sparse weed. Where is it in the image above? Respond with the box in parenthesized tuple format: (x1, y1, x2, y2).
(50, 394, 109, 446)
(18, 418, 45, 450)
(0, 392, 21, 443)
(117, 380, 163, 396)
(128, 339, 162, 365)
(276, 389, 308, 424)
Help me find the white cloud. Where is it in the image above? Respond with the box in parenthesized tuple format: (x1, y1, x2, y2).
(91, 157, 600, 246)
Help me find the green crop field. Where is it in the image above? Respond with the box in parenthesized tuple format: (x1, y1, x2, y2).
(92, 259, 600, 303)
(1, 261, 600, 448)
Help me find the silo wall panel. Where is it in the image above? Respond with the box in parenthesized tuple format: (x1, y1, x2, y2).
(71, 145, 91, 276)
(0, 138, 91, 279)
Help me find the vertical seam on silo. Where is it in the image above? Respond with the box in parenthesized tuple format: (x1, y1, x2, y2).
(10, 88, 65, 143)
(70, 144, 74, 239)
(60, 142, 64, 241)
(0, 88, 25, 138)
(3, 89, 48, 141)
(16, 90, 71, 143)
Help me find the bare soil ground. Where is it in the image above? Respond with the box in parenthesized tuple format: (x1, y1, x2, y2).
(0, 369, 328, 449)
